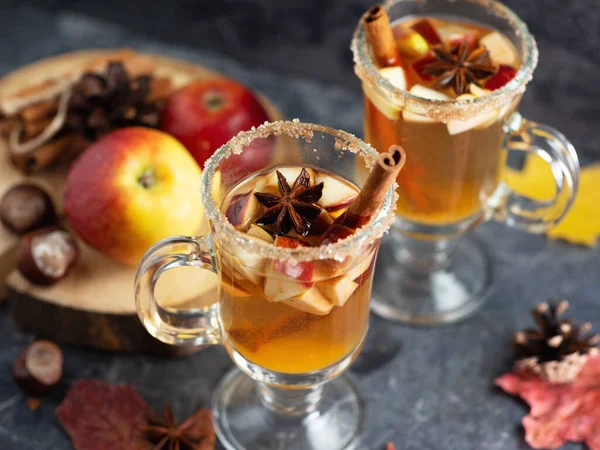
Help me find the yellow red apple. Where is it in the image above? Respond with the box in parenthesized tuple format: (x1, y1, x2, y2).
(160, 78, 271, 175)
(64, 127, 204, 265)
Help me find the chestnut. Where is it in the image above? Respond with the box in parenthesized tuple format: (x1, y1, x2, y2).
(17, 227, 79, 285)
(13, 340, 63, 396)
(0, 183, 57, 235)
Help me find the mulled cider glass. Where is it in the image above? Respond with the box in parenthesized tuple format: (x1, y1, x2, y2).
(352, 0, 579, 324)
(135, 121, 398, 450)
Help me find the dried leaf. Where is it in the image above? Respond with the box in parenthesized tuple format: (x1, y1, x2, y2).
(495, 354, 600, 449)
(56, 380, 153, 450)
(505, 156, 600, 247)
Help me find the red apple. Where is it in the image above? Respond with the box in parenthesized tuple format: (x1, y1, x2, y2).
(485, 65, 517, 90)
(64, 127, 204, 265)
(160, 78, 271, 174)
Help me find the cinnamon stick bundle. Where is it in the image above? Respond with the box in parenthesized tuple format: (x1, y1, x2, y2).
(364, 6, 403, 68)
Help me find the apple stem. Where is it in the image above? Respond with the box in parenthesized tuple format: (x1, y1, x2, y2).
(203, 92, 226, 111)
(138, 169, 156, 189)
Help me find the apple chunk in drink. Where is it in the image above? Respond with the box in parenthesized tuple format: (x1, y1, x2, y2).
(217, 152, 404, 374)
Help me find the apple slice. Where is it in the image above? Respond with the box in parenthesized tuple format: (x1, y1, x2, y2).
(316, 173, 358, 209)
(469, 83, 491, 97)
(247, 224, 273, 242)
(480, 32, 519, 67)
(282, 287, 333, 316)
(225, 189, 260, 229)
(317, 276, 358, 307)
(393, 25, 429, 57)
(447, 94, 499, 135)
(320, 224, 354, 245)
(362, 66, 407, 121)
(485, 65, 517, 91)
(410, 19, 441, 45)
(345, 251, 376, 282)
(402, 85, 449, 123)
(263, 236, 314, 302)
(437, 24, 478, 51)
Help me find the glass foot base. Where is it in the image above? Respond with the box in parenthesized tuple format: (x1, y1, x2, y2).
(213, 368, 365, 450)
(371, 234, 492, 325)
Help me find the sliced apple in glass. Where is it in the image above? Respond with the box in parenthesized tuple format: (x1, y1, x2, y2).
(362, 66, 407, 121)
(393, 25, 430, 57)
(282, 286, 333, 316)
(225, 188, 261, 229)
(410, 18, 442, 45)
(316, 173, 358, 210)
(263, 236, 314, 302)
(446, 94, 499, 135)
(485, 64, 517, 91)
(480, 31, 519, 67)
(345, 250, 376, 281)
(317, 276, 358, 307)
(469, 83, 491, 97)
(437, 24, 478, 51)
(402, 85, 450, 123)
(246, 224, 273, 242)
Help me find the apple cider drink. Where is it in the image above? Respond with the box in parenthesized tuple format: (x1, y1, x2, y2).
(362, 10, 521, 225)
(218, 166, 379, 374)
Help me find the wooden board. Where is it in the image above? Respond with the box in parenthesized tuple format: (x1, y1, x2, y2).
(0, 49, 283, 353)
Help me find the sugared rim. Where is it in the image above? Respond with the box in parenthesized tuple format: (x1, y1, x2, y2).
(351, 0, 539, 122)
(201, 120, 398, 262)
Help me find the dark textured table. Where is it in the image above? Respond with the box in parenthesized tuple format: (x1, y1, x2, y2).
(1, 2, 599, 449)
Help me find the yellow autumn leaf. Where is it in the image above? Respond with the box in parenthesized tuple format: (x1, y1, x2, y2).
(505, 155, 600, 247)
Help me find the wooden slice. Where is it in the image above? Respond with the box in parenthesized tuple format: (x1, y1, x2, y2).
(0, 49, 283, 354)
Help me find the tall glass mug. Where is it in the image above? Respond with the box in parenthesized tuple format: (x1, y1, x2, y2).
(135, 121, 396, 450)
(352, 0, 579, 324)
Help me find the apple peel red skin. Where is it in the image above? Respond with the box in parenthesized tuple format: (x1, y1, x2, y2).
(160, 78, 271, 173)
(495, 354, 600, 450)
(485, 64, 517, 91)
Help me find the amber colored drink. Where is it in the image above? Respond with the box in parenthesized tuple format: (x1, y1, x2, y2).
(217, 166, 377, 374)
(363, 16, 521, 225)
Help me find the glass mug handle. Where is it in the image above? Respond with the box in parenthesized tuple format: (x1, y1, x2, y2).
(492, 112, 580, 233)
(135, 235, 221, 346)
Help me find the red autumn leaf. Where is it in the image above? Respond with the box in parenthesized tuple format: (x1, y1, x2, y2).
(56, 380, 153, 450)
(495, 354, 600, 450)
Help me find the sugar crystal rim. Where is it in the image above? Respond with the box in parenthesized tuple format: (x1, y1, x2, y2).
(201, 120, 398, 262)
(351, 0, 539, 123)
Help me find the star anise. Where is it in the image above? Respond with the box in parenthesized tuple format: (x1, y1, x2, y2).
(423, 41, 496, 95)
(146, 403, 215, 450)
(254, 168, 324, 236)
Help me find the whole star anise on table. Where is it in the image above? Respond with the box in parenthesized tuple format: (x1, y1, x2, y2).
(146, 403, 215, 450)
(254, 168, 324, 236)
(423, 41, 496, 95)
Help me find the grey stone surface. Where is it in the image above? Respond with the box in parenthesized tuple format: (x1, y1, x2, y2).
(0, 4, 599, 450)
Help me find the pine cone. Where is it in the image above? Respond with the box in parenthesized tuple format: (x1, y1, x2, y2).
(514, 299, 599, 383)
(65, 62, 162, 140)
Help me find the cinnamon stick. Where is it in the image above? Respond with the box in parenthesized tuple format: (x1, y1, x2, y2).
(364, 6, 403, 68)
(20, 98, 58, 123)
(11, 134, 86, 174)
(147, 76, 175, 103)
(24, 116, 53, 138)
(338, 145, 405, 229)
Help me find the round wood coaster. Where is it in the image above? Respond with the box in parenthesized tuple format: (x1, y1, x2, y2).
(0, 49, 283, 354)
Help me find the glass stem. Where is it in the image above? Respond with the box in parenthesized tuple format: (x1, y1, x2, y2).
(256, 382, 325, 416)
(393, 233, 459, 272)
